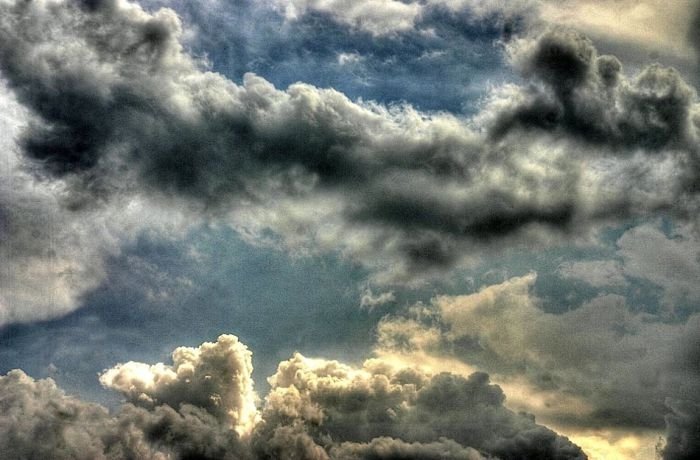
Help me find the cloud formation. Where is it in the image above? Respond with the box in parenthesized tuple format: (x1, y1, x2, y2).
(1, 1, 698, 458)
(617, 223, 700, 309)
(0, 334, 585, 459)
(0, 81, 193, 326)
(0, 336, 253, 459)
(556, 260, 627, 288)
(100, 334, 259, 436)
(377, 274, 700, 457)
(272, 0, 422, 36)
(256, 352, 585, 459)
(1, 0, 700, 292)
(663, 398, 700, 460)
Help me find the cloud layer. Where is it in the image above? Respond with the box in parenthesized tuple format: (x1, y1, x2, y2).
(376, 274, 700, 458)
(0, 334, 585, 459)
(1, 1, 699, 457)
(2, 0, 700, 298)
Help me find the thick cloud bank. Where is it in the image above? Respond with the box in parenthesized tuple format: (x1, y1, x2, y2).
(2, 0, 700, 292)
(255, 353, 585, 459)
(0, 84, 191, 326)
(663, 398, 700, 460)
(376, 274, 700, 459)
(0, 334, 585, 459)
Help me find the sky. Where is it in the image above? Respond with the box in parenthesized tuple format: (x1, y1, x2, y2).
(0, 0, 700, 458)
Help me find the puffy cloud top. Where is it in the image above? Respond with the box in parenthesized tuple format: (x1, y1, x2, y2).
(0, 334, 586, 459)
(100, 334, 259, 436)
(257, 352, 586, 459)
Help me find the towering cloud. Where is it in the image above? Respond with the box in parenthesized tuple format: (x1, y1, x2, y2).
(0, 334, 585, 459)
(100, 334, 259, 436)
(0, 336, 255, 460)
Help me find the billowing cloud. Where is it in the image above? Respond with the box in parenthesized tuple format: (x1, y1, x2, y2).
(330, 437, 487, 460)
(1, 1, 698, 458)
(255, 352, 585, 459)
(100, 334, 259, 436)
(1, 0, 700, 293)
(269, 0, 534, 37)
(0, 80, 192, 326)
(499, 27, 697, 152)
(0, 334, 585, 459)
(377, 274, 700, 458)
(0, 335, 254, 459)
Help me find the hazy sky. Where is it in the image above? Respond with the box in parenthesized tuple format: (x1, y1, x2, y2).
(1, 0, 700, 459)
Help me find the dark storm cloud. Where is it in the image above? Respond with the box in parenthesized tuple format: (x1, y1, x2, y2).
(663, 398, 700, 460)
(494, 27, 697, 153)
(2, 0, 700, 285)
(0, 334, 586, 460)
(254, 353, 585, 459)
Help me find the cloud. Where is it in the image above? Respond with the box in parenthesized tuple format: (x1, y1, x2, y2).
(256, 352, 586, 459)
(272, 0, 422, 36)
(329, 437, 487, 460)
(359, 287, 395, 309)
(496, 27, 698, 155)
(556, 260, 627, 288)
(617, 223, 700, 309)
(0, 334, 585, 459)
(663, 398, 700, 460)
(0, 79, 193, 326)
(100, 334, 259, 436)
(270, 0, 534, 37)
(0, 369, 249, 459)
(377, 274, 700, 457)
(2, 0, 700, 321)
(539, 0, 697, 65)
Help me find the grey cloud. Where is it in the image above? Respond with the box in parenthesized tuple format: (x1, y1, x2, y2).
(0, 335, 256, 459)
(0, 334, 585, 459)
(270, 0, 534, 38)
(0, 75, 195, 327)
(0, 0, 562, 282)
(330, 437, 486, 459)
(271, 0, 422, 36)
(255, 353, 585, 459)
(2, 0, 700, 288)
(556, 260, 627, 288)
(617, 223, 700, 309)
(663, 398, 700, 460)
(0, 369, 249, 460)
(377, 274, 700, 439)
(0, 369, 114, 460)
(496, 27, 697, 153)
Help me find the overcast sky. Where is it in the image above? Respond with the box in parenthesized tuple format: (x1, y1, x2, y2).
(1, 0, 700, 459)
